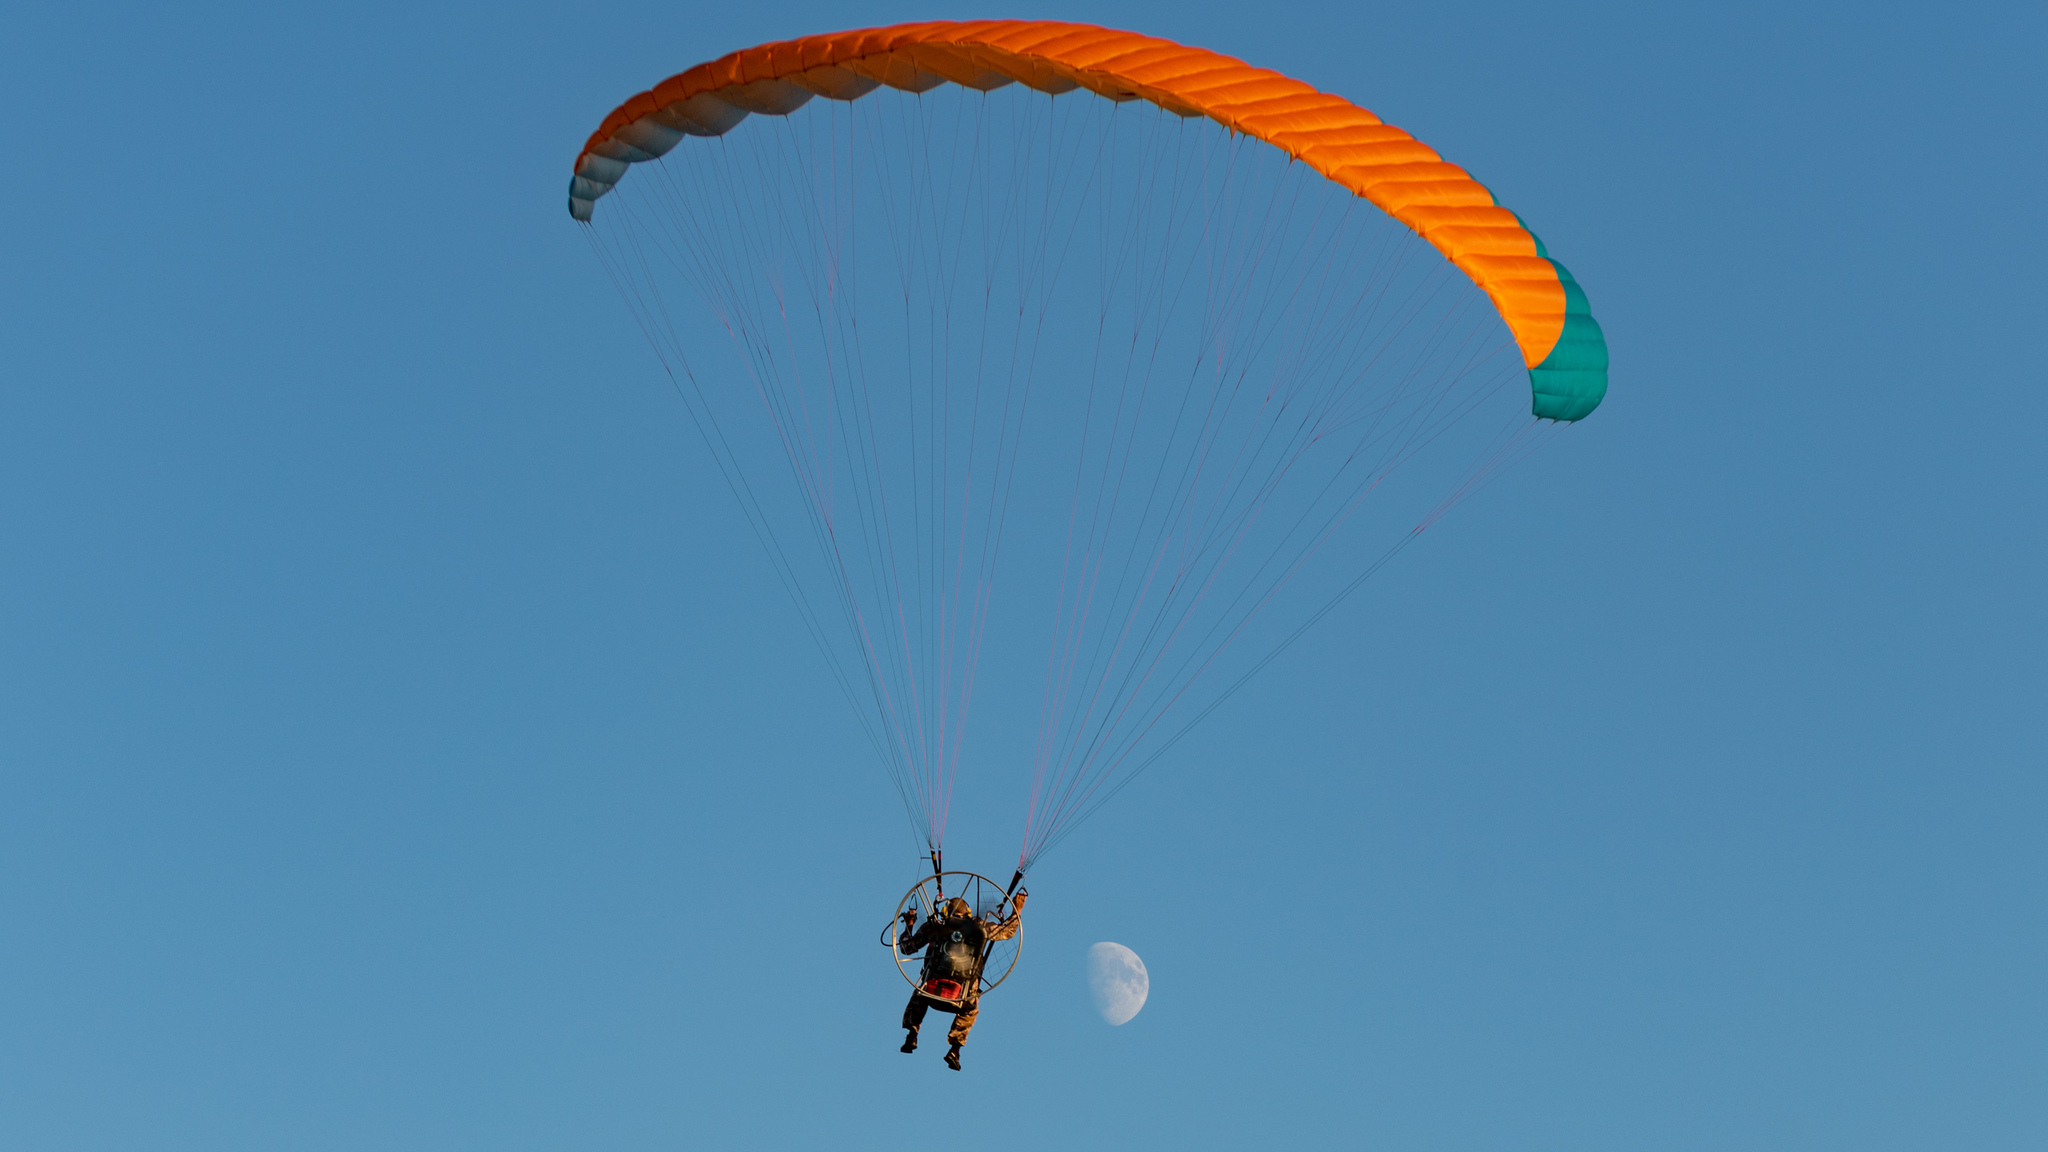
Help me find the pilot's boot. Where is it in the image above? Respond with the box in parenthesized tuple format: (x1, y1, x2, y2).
(900, 1029, 918, 1054)
(944, 1043, 962, 1071)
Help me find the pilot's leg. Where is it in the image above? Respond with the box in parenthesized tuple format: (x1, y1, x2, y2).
(944, 998, 977, 1069)
(900, 994, 927, 1053)
(947, 999, 978, 1045)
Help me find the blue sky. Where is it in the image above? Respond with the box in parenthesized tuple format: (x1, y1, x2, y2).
(2, 2, 2042, 1148)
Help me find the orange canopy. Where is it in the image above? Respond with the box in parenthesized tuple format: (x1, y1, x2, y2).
(569, 20, 1605, 418)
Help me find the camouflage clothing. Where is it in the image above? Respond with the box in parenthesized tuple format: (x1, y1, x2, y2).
(894, 896, 1022, 1047)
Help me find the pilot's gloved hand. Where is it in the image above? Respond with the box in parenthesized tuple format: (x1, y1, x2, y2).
(1011, 889, 1028, 910)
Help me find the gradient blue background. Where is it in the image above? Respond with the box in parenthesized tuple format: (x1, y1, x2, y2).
(3, 2, 2042, 1148)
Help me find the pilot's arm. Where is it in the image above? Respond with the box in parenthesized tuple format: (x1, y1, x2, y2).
(984, 889, 1027, 942)
(891, 909, 931, 954)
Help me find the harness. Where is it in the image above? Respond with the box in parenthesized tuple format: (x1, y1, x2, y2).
(917, 917, 987, 1005)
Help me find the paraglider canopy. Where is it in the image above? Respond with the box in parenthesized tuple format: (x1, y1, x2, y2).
(569, 19, 1607, 421)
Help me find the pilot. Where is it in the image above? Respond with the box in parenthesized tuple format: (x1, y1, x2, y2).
(891, 890, 1025, 1070)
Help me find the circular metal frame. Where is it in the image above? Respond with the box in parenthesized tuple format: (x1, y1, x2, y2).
(882, 871, 1024, 1004)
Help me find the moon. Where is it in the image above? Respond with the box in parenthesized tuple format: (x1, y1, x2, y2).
(1087, 942, 1149, 1025)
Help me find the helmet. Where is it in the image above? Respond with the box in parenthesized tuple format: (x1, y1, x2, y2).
(942, 896, 973, 921)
